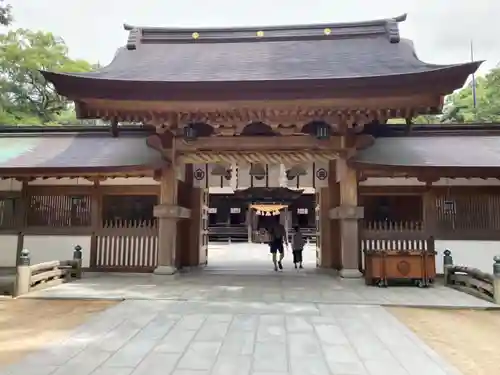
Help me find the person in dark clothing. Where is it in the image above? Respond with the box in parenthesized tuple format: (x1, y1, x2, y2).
(291, 225, 305, 269)
(268, 222, 287, 271)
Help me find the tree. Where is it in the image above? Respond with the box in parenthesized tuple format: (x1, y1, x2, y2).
(443, 68, 500, 123)
(0, 1, 12, 26)
(0, 29, 94, 123)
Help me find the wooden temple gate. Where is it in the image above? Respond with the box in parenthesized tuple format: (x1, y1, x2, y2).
(32, 15, 479, 276)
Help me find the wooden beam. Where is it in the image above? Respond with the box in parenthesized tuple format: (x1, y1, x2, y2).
(174, 136, 343, 152)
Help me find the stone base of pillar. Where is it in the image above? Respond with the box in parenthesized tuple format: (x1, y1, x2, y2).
(339, 268, 363, 278)
(153, 265, 177, 275)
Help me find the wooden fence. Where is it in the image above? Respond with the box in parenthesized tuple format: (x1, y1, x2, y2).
(94, 220, 158, 272)
(14, 246, 82, 297)
(443, 250, 500, 304)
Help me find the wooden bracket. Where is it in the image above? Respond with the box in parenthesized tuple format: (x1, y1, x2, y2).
(153, 204, 191, 219)
(328, 205, 364, 220)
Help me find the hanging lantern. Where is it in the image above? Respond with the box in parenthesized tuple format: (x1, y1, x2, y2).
(315, 122, 331, 140)
(183, 125, 197, 141)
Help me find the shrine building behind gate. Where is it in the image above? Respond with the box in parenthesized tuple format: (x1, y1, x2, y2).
(2, 13, 500, 275)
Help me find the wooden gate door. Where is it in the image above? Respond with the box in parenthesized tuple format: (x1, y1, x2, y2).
(315, 190, 321, 267)
(94, 221, 158, 272)
(199, 189, 209, 265)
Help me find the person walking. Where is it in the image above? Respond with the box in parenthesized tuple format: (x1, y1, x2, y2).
(291, 225, 305, 269)
(269, 222, 287, 271)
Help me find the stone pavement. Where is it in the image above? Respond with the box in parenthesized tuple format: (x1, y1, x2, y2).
(24, 244, 495, 309)
(2, 301, 462, 375)
(0, 243, 493, 374)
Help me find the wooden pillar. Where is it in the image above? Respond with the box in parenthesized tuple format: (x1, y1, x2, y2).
(318, 187, 332, 268)
(188, 187, 204, 267)
(330, 158, 363, 278)
(153, 164, 191, 275)
(246, 207, 252, 242)
(178, 164, 193, 268)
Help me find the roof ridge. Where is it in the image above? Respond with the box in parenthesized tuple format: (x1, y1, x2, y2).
(124, 14, 407, 50)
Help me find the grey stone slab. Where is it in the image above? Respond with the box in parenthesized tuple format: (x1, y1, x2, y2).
(288, 333, 323, 357)
(90, 368, 135, 375)
(1, 365, 59, 375)
(176, 314, 207, 330)
(219, 331, 255, 355)
(211, 355, 252, 375)
(51, 348, 112, 375)
(362, 359, 409, 375)
(322, 344, 359, 363)
(286, 316, 314, 332)
(103, 339, 157, 368)
(327, 360, 368, 375)
(92, 321, 143, 352)
(176, 341, 222, 371)
(153, 327, 197, 353)
(289, 356, 331, 375)
(314, 324, 350, 345)
(229, 314, 259, 332)
(133, 315, 177, 341)
(252, 342, 288, 372)
(194, 320, 230, 341)
(130, 352, 182, 375)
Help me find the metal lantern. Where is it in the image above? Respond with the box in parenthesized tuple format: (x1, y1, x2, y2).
(183, 125, 197, 141)
(315, 122, 331, 140)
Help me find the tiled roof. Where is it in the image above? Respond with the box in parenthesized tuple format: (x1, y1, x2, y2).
(0, 132, 162, 173)
(42, 14, 480, 83)
(353, 136, 500, 168)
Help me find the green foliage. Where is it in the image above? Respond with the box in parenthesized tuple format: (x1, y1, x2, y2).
(0, 1, 12, 26)
(442, 68, 500, 123)
(0, 29, 94, 124)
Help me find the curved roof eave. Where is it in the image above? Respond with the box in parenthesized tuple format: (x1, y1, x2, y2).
(40, 61, 483, 100)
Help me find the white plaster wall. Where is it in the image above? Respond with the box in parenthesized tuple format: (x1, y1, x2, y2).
(435, 240, 500, 274)
(100, 177, 158, 185)
(0, 235, 18, 267)
(0, 179, 22, 191)
(22, 236, 91, 268)
(28, 178, 93, 186)
(361, 177, 500, 186)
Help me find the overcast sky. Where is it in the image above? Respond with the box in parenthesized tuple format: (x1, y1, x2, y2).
(8, 0, 500, 74)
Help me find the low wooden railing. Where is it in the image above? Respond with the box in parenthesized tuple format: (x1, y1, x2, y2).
(363, 220, 424, 231)
(443, 250, 500, 304)
(209, 225, 248, 242)
(14, 245, 83, 297)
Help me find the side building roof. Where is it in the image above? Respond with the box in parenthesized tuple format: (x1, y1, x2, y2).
(0, 131, 162, 176)
(351, 135, 500, 177)
(41, 14, 481, 102)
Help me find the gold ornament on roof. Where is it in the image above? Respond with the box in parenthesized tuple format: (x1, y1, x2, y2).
(256, 30, 264, 37)
(192, 32, 200, 39)
(323, 28, 332, 35)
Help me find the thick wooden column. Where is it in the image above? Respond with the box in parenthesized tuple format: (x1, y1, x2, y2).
(187, 187, 208, 267)
(329, 158, 364, 278)
(327, 160, 341, 269)
(154, 164, 190, 275)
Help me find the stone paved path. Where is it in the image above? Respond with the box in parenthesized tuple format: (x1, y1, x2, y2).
(24, 244, 495, 309)
(0, 243, 491, 374)
(1, 300, 462, 375)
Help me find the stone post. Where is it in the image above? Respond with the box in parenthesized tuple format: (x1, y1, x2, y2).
(493, 255, 500, 304)
(15, 248, 31, 297)
(443, 249, 453, 284)
(72, 245, 83, 279)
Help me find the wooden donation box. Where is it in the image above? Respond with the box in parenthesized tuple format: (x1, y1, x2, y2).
(363, 237, 436, 287)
